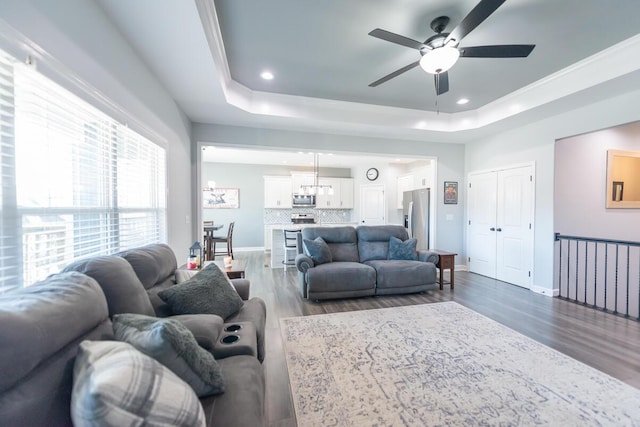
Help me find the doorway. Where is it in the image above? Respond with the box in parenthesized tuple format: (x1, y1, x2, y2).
(467, 164, 534, 288)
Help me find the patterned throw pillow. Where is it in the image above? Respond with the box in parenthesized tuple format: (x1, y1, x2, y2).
(71, 340, 206, 427)
(113, 314, 225, 397)
(303, 236, 333, 265)
(387, 236, 418, 261)
(159, 263, 243, 319)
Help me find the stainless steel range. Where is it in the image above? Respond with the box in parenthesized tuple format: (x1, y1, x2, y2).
(291, 213, 316, 224)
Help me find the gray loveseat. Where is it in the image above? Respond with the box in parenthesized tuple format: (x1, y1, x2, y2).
(0, 244, 266, 426)
(295, 225, 439, 300)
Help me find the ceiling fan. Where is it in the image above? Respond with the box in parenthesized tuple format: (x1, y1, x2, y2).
(368, 0, 535, 96)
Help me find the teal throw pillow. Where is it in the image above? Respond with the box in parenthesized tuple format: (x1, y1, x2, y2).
(113, 313, 224, 397)
(71, 340, 206, 427)
(303, 236, 332, 265)
(158, 262, 243, 319)
(388, 236, 418, 261)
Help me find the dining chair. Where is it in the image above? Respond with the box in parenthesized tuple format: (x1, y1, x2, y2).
(212, 221, 235, 260)
(203, 221, 214, 260)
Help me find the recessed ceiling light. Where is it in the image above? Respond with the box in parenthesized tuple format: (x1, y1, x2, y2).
(260, 70, 274, 80)
(457, 98, 469, 105)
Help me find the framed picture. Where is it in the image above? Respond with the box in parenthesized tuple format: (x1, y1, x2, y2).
(612, 181, 624, 202)
(203, 188, 239, 209)
(444, 181, 458, 204)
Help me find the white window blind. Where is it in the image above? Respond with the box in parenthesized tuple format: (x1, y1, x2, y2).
(0, 49, 166, 292)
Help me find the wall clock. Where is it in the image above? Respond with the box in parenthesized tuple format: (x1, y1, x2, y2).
(366, 167, 379, 181)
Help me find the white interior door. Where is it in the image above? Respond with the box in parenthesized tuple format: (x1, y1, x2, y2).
(468, 172, 498, 278)
(360, 184, 385, 225)
(496, 166, 533, 287)
(467, 165, 534, 289)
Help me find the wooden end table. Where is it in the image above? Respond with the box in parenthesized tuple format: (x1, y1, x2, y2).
(432, 250, 457, 290)
(209, 259, 246, 279)
(179, 258, 246, 280)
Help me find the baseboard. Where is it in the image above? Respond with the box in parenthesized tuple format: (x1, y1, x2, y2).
(454, 264, 468, 271)
(531, 285, 558, 297)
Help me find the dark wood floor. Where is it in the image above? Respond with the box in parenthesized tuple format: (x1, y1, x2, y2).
(234, 250, 640, 427)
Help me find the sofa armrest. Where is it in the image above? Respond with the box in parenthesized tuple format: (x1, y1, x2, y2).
(418, 250, 439, 264)
(295, 253, 315, 273)
(230, 278, 250, 300)
(170, 314, 224, 352)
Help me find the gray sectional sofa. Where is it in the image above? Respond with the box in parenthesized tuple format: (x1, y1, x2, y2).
(295, 225, 439, 300)
(0, 243, 266, 427)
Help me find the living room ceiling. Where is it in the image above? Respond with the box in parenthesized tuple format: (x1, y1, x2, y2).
(96, 0, 640, 143)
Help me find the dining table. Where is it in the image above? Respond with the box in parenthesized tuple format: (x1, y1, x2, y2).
(203, 224, 223, 261)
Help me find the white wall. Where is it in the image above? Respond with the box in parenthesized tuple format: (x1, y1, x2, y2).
(466, 89, 640, 293)
(0, 0, 193, 256)
(193, 123, 467, 258)
(555, 121, 640, 241)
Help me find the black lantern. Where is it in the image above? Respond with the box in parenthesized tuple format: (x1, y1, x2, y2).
(189, 241, 203, 269)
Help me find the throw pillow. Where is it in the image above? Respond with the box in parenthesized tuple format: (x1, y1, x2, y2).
(158, 263, 243, 319)
(113, 313, 225, 397)
(303, 236, 332, 265)
(388, 236, 418, 261)
(71, 340, 206, 427)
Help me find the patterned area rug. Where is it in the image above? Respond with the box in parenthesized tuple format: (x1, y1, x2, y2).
(280, 302, 640, 426)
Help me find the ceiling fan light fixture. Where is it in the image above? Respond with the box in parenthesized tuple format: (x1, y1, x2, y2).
(419, 46, 460, 74)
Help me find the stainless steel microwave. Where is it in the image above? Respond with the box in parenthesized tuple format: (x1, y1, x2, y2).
(292, 194, 316, 207)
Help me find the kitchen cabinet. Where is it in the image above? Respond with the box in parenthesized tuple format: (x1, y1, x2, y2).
(316, 178, 354, 209)
(291, 172, 315, 194)
(264, 176, 292, 208)
(397, 174, 413, 209)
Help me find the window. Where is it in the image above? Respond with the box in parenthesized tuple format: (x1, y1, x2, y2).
(0, 49, 166, 292)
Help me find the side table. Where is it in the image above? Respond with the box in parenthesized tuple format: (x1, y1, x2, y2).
(432, 250, 457, 290)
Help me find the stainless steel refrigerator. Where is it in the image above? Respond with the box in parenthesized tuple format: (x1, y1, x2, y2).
(403, 189, 430, 250)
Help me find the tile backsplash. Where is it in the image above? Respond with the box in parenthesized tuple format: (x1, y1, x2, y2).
(264, 208, 353, 224)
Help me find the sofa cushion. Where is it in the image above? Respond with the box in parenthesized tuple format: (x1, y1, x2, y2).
(306, 262, 376, 294)
(113, 314, 225, 397)
(365, 259, 437, 289)
(0, 272, 114, 427)
(118, 243, 178, 290)
(71, 340, 205, 427)
(303, 236, 332, 265)
(357, 225, 410, 262)
(158, 263, 243, 319)
(62, 255, 155, 317)
(201, 355, 265, 427)
(301, 226, 360, 262)
(388, 236, 418, 261)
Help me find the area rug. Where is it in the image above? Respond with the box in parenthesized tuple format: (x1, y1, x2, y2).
(280, 302, 640, 426)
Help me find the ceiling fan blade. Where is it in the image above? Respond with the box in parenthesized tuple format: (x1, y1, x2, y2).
(369, 28, 426, 51)
(369, 61, 420, 87)
(460, 45, 535, 58)
(435, 72, 449, 96)
(445, 0, 506, 46)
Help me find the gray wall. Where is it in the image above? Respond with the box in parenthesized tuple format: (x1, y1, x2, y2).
(194, 123, 467, 258)
(466, 88, 640, 293)
(0, 0, 193, 257)
(555, 121, 640, 242)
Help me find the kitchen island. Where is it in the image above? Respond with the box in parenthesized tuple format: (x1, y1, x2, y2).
(268, 223, 357, 268)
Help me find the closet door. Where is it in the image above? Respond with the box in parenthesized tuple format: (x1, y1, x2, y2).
(496, 167, 533, 287)
(468, 171, 498, 278)
(467, 165, 534, 288)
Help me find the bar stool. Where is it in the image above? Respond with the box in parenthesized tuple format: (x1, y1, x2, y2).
(282, 229, 300, 270)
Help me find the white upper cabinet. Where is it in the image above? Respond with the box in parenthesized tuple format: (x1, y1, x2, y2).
(316, 178, 354, 209)
(291, 172, 315, 194)
(264, 176, 292, 208)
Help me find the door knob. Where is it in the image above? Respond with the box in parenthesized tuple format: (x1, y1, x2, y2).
(496, 228, 502, 232)
(490, 227, 495, 231)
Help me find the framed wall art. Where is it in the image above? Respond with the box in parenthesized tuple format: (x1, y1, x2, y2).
(203, 188, 239, 209)
(444, 181, 458, 204)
